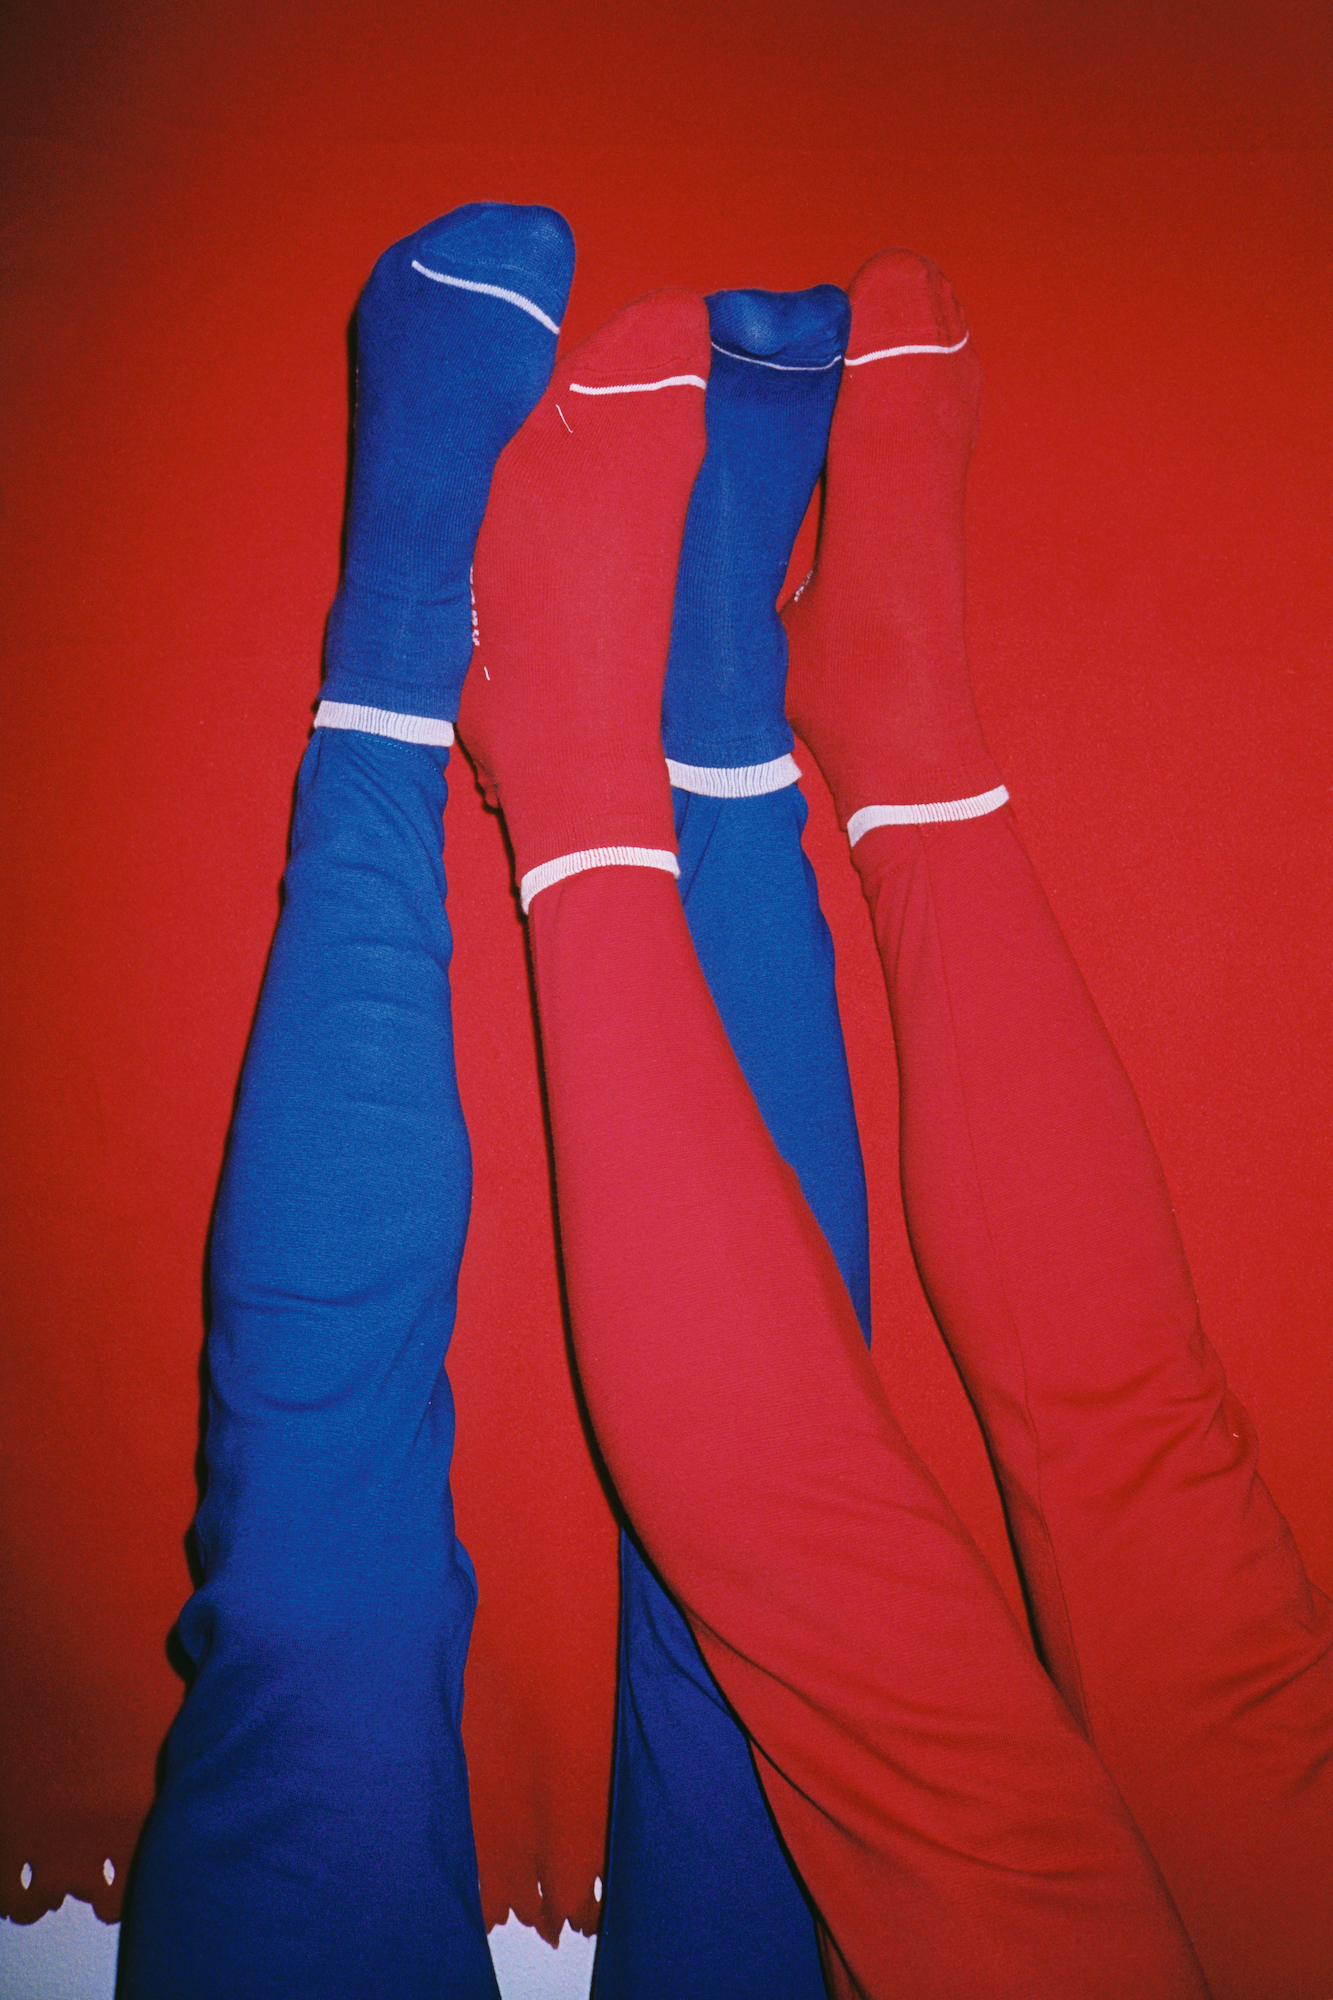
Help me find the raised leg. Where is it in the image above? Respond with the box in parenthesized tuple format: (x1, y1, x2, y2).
(597, 283, 866, 2000)
(785, 247, 1333, 2000)
(458, 290, 1209, 2000)
(121, 205, 574, 1998)
(125, 730, 499, 1998)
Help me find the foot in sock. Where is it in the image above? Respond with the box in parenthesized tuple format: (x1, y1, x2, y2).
(320, 202, 575, 729)
(456, 290, 710, 906)
(782, 249, 1006, 835)
(662, 284, 849, 788)
(592, 281, 868, 2000)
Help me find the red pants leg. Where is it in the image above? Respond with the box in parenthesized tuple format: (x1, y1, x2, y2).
(528, 863, 1207, 2000)
(856, 809, 1333, 2000)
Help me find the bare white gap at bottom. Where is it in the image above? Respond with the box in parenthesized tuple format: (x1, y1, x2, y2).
(0, 1898, 121, 2000)
(847, 784, 1009, 844)
(665, 753, 801, 798)
(488, 1911, 597, 2000)
(314, 701, 455, 747)
(520, 846, 679, 913)
(0, 1900, 597, 2000)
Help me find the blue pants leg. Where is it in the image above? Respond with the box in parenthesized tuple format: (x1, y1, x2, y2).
(122, 730, 498, 1999)
(593, 784, 872, 2000)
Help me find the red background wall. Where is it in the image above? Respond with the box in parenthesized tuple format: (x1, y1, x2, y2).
(2, 0, 1329, 1945)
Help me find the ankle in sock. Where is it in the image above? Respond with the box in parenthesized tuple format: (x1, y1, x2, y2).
(661, 285, 849, 796)
(782, 250, 1006, 839)
(319, 203, 575, 731)
(456, 291, 710, 909)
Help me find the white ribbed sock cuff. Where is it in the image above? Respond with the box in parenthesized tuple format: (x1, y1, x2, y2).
(520, 846, 679, 914)
(315, 700, 455, 747)
(847, 785, 1009, 845)
(665, 753, 802, 798)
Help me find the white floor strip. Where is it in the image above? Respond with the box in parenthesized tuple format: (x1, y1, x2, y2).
(0, 1899, 120, 2000)
(488, 1912, 597, 2000)
(0, 1900, 596, 1999)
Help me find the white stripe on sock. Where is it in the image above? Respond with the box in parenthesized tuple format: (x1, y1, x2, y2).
(520, 846, 679, 913)
(844, 331, 970, 367)
(315, 700, 454, 747)
(847, 786, 1008, 843)
(567, 376, 707, 395)
(410, 261, 561, 335)
(709, 341, 843, 373)
(666, 754, 802, 798)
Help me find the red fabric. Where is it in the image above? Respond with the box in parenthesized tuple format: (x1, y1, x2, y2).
(785, 251, 1001, 817)
(2, 0, 1329, 1947)
(470, 270, 1204, 1990)
(458, 292, 708, 882)
(529, 866, 1207, 2000)
(857, 811, 1333, 2000)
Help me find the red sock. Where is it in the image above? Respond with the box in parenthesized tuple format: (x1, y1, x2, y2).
(457, 291, 709, 907)
(783, 250, 1005, 831)
(805, 255, 1333, 2000)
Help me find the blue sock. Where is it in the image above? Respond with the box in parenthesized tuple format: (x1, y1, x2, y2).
(661, 284, 850, 776)
(321, 203, 575, 726)
(597, 791, 873, 2000)
(596, 286, 870, 2000)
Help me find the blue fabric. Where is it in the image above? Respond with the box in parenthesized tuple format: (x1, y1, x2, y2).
(594, 786, 872, 2000)
(122, 730, 498, 1998)
(598, 282, 866, 1999)
(323, 204, 575, 723)
(661, 285, 850, 769)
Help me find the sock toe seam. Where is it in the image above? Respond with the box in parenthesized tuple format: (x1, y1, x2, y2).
(409, 259, 562, 334)
(709, 340, 843, 373)
(844, 331, 970, 367)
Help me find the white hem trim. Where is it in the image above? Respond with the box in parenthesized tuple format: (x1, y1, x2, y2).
(847, 785, 1008, 843)
(709, 341, 842, 373)
(520, 846, 679, 913)
(844, 331, 969, 367)
(315, 701, 454, 747)
(410, 261, 561, 335)
(567, 375, 707, 395)
(666, 754, 802, 798)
